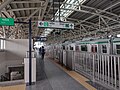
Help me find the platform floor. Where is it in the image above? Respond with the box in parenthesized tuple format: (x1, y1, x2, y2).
(26, 53, 88, 90)
(26, 52, 110, 90)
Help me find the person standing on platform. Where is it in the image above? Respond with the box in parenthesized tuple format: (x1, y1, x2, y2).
(41, 46, 45, 60)
(39, 47, 41, 55)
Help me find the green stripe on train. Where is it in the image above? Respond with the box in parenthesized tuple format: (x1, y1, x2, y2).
(96, 41, 108, 44)
(113, 41, 120, 43)
(79, 41, 108, 44)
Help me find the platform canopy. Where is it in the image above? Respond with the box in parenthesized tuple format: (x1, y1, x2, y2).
(0, 0, 120, 43)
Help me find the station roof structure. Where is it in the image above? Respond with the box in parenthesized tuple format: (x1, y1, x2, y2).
(0, 0, 120, 43)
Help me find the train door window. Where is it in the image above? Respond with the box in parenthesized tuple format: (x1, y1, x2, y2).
(62, 45, 65, 50)
(116, 45, 120, 54)
(95, 46, 97, 52)
(81, 45, 87, 51)
(91, 46, 94, 52)
(91, 45, 97, 53)
(66, 46, 68, 50)
(102, 45, 107, 53)
(70, 46, 73, 50)
(75, 46, 79, 51)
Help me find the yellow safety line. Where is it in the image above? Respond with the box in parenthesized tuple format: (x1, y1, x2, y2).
(0, 84, 25, 90)
(50, 59, 97, 90)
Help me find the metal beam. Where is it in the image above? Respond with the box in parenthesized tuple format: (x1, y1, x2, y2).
(61, 7, 120, 23)
(75, 1, 120, 26)
(8, 7, 42, 38)
(17, 16, 38, 19)
(0, 0, 13, 12)
(7, 7, 43, 12)
(37, 0, 48, 36)
(11, 1, 45, 4)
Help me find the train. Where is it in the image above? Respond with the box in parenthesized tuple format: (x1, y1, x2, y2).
(46, 37, 120, 70)
(61, 37, 120, 55)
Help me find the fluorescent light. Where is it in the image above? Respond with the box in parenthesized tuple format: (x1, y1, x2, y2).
(55, 0, 86, 21)
(108, 35, 112, 38)
(41, 0, 86, 37)
(117, 34, 120, 37)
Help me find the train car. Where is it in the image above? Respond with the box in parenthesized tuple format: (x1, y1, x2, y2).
(113, 38, 120, 55)
(77, 38, 110, 54)
(96, 39, 110, 54)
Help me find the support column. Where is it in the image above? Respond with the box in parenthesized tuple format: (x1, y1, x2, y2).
(29, 19, 32, 85)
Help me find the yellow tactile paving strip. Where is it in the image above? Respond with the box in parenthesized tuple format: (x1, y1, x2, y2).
(51, 60, 97, 90)
(0, 84, 25, 90)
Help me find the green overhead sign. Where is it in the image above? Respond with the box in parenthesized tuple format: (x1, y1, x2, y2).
(38, 21, 74, 29)
(0, 17, 14, 26)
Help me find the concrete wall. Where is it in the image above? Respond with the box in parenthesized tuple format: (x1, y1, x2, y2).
(5, 39, 33, 66)
(0, 39, 33, 76)
(0, 51, 6, 76)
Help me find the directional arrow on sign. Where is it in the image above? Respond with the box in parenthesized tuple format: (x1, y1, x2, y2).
(39, 22, 43, 26)
(70, 24, 73, 28)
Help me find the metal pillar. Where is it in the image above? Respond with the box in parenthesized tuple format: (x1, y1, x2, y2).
(29, 19, 32, 85)
(14, 20, 32, 85)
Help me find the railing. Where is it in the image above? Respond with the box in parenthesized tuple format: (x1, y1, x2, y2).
(74, 51, 120, 90)
(47, 49, 120, 90)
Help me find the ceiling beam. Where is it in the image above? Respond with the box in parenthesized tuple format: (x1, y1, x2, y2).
(7, 7, 58, 12)
(7, 7, 43, 12)
(11, 1, 45, 4)
(7, 7, 42, 38)
(0, 0, 13, 12)
(76, 1, 120, 25)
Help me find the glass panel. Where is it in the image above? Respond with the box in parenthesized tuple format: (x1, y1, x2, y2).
(63, 45, 65, 50)
(102, 45, 107, 53)
(81, 45, 87, 51)
(91, 45, 97, 53)
(117, 50, 120, 54)
(70, 46, 73, 50)
(91, 46, 94, 52)
(116, 45, 120, 49)
(75, 46, 79, 51)
(95, 46, 97, 52)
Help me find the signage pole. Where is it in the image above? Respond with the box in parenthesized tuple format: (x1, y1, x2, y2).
(29, 19, 32, 85)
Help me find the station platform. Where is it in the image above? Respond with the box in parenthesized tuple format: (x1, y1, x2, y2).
(26, 54, 109, 90)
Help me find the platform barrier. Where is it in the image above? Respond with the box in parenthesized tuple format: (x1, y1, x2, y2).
(26, 51, 35, 58)
(47, 49, 120, 90)
(24, 58, 36, 84)
(75, 51, 120, 90)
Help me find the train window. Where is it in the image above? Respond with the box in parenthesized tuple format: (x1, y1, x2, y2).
(81, 45, 87, 51)
(70, 46, 73, 50)
(66, 47, 68, 50)
(62, 45, 65, 50)
(91, 45, 97, 53)
(75, 46, 79, 51)
(116, 45, 120, 54)
(95, 46, 97, 52)
(102, 45, 107, 53)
